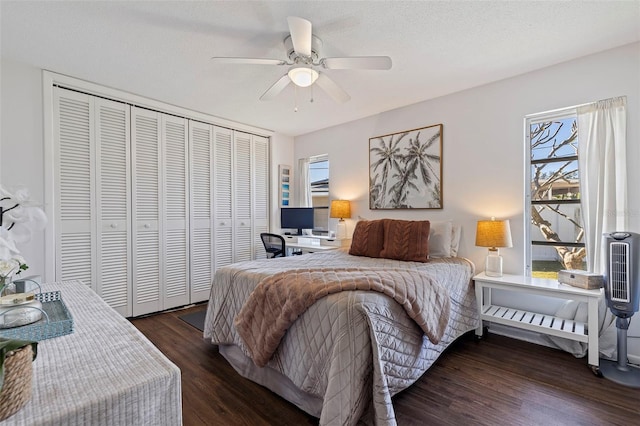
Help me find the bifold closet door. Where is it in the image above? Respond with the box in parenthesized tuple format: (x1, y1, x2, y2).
(213, 129, 270, 266)
(95, 97, 132, 317)
(189, 121, 214, 303)
(213, 126, 233, 270)
(253, 135, 269, 259)
(163, 114, 190, 309)
(131, 107, 189, 316)
(234, 131, 253, 263)
(54, 87, 267, 315)
(54, 88, 132, 316)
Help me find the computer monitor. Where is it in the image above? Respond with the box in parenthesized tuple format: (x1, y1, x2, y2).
(280, 207, 314, 236)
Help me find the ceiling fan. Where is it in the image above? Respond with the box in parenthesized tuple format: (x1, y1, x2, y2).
(211, 16, 392, 104)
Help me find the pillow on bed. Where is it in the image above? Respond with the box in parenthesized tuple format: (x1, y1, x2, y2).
(450, 225, 462, 257)
(428, 221, 454, 258)
(380, 219, 430, 262)
(349, 219, 386, 258)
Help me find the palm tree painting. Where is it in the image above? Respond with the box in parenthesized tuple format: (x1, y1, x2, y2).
(369, 124, 442, 209)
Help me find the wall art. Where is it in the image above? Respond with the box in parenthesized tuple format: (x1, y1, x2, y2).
(369, 124, 443, 209)
(279, 164, 292, 207)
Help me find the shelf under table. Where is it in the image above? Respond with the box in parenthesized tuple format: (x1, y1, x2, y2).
(482, 304, 588, 343)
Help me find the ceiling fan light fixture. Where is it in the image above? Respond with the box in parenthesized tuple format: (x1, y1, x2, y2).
(288, 66, 319, 87)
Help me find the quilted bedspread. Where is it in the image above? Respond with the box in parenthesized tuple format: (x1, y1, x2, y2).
(204, 250, 477, 426)
(235, 268, 451, 367)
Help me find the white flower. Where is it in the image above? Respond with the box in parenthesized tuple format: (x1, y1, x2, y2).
(0, 228, 20, 261)
(0, 185, 47, 244)
(0, 258, 21, 278)
(1, 185, 45, 282)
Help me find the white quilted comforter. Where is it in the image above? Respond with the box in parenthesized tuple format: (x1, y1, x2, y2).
(204, 250, 477, 425)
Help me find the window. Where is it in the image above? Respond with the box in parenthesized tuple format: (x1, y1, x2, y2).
(526, 110, 586, 278)
(309, 156, 329, 232)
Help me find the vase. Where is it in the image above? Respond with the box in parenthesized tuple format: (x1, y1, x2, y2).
(0, 275, 42, 328)
(0, 345, 34, 421)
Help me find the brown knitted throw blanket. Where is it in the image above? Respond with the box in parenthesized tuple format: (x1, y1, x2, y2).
(234, 267, 451, 367)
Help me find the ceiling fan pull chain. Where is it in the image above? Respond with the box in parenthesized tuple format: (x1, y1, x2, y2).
(294, 85, 299, 112)
(310, 84, 314, 103)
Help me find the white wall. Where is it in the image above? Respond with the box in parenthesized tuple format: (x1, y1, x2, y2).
(0, 59, 45, 279)
(294, 42, 640, 358)
(270, 133, 294, 231)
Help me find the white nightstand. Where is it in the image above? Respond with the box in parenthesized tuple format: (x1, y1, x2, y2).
(474, 272, 603, 373)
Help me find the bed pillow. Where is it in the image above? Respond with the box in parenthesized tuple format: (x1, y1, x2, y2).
(450, 225, 462, 257)
(349, 219, 386, 258)
(428, 221, 454, 258)
(380, 219, 430, 262)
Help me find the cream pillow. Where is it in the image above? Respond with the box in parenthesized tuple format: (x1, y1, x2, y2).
(450, 225, 462, 257)
(428, 221, 453, 258)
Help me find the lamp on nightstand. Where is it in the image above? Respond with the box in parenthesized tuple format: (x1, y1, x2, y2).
(475, 217, 512, 277)
(330, 200, 351, 239)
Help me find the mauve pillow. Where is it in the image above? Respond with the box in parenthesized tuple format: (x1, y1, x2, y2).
(380, 219, 431, 262)
(349, 219, 386, 258)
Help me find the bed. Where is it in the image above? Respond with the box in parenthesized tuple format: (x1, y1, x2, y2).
(204, 219, 478, 425)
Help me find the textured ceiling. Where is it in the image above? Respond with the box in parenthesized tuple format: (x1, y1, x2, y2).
(2, 1, 639, 136)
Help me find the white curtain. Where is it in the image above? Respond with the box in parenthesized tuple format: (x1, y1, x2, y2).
(298, 157, 313, 207)
(578, 96, 628, 273)
(548, 96, 627, 359)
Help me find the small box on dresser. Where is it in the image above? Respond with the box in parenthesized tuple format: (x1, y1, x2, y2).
(557, 269, 604, 289)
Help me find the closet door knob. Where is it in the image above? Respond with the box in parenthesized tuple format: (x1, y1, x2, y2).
(144, 223, 151, 229)
(110, 223, 117, 229)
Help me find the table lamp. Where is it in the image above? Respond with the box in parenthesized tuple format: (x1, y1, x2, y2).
(330, 200, 351, 239)
(475, 218, 512, 277)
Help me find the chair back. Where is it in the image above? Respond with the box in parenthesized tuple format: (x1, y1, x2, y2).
(260, 233, 286, 258)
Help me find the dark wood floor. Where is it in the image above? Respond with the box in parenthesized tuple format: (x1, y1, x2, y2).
(131, 305, 640, 426)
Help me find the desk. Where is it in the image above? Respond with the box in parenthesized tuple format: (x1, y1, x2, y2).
(4, 281, 182, 425)
(286, 241, 341, 254)
(283, 234, 351, 255)
(474, 272, 603, 371)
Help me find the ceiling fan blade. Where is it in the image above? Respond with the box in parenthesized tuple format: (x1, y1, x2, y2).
(287, 16, 312, 57)
(260, 74, 291, 101)
(211, 57, 286, 66)
(322, 56, 392, 70)
(315, 73, 350, 103)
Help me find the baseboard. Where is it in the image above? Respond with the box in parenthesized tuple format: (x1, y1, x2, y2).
(485, 322, 640, 367)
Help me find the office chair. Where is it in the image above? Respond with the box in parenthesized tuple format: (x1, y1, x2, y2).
(260, 233, 286, 258)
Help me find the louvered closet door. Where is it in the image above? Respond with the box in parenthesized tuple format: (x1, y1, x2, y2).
(54, 88, 96, 288)
(213, 126, 233, 270)
(189, 121, 214, 302)
(131, 107, 162, 316)
(162, 115, 190, 309)
(95, 98, 132, 317)
(253, 135, 270, 259)
(234, 131, 253, 262)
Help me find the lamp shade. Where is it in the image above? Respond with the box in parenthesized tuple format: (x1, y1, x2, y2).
(475, 219, 513, 249)
(330, 200, 351, 219)
(288, 66, 319, 87)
